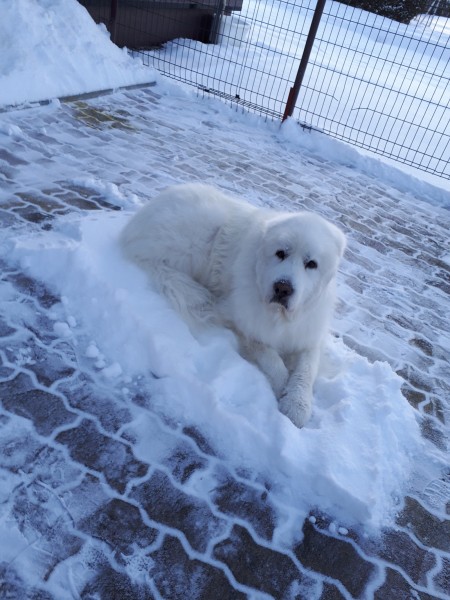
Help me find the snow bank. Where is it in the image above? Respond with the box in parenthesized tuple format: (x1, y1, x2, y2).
(11, 211, 425, 532)
(0, 0, 155, 108)
(280, 118, 450, 207)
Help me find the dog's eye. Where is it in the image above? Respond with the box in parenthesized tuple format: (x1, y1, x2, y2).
(304, 259, 318, 270)
(275, 250, 287, 261)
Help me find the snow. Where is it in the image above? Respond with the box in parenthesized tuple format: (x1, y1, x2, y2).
(0, 0, 449, 595)
(11, 208, 426, 532)
(0, 0, 154, 108)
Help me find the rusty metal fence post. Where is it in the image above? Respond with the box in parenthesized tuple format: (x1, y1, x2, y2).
(282, 0, 326, 122)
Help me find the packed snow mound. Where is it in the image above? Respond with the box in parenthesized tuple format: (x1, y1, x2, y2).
(11, 210, 425, 531)
(0, 0, 155, 107)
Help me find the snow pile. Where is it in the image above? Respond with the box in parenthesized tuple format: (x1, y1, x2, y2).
(11, 211, 426, 531)
(279, 117, 450, 207)
(0, 0, 154, 107)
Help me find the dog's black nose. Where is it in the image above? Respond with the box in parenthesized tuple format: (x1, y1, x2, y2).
(273, 279, 294, 303)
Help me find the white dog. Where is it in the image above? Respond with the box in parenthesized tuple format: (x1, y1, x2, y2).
(120, 183, 346, 427)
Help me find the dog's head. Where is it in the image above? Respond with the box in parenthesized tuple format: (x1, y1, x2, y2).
(256, 212, 346, 316)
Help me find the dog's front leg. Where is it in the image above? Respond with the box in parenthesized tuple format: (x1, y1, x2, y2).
(278, 348, 320, 428)
(240, 339, 289, 398)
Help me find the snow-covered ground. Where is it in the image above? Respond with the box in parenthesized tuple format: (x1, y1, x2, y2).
(0, 1, 449, 598)
(0, 0, 447, 533)
(10, 207, 427, 532)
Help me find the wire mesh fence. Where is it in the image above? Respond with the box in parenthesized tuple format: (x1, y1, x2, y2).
(295, 3, 450, 179)
(81, 1, 450, 179)
(134, 1, 318, 120)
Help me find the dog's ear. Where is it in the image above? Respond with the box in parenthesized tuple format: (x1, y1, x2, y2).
(329, 223, 347, 259)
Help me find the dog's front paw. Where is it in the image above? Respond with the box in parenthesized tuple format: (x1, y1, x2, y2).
(278, 391, 312, 428)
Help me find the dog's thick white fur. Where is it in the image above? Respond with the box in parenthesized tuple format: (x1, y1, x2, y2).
(120, 183, 346, 427)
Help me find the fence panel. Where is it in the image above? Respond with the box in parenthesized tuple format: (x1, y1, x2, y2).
(85, 0, 449, 179)
(294, 3, 450, 178)
(134, 0, 318, 120)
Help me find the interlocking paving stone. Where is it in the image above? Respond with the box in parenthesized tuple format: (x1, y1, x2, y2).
(150, 535, 246, 600)
(0, 316, 16, 337)
(11, 481, 84, 579)
(319, 582, 348, 599)
(61, 472, 111, 521)
(8, 272, 60, 309)
(396, 496, 450, 553)
(57, 376, 133, 433)
(433, 557, 450, 596)
(360, 529, 436, 586)
(294, 519, 379, 598)
(6, 338, 76, 387)
(0, 148, 28, 166)
(130, 470, 228, 553)
(162, 439, 209, 484)
(0, 563, 53, 600)
(214, 524, 314, 598)
(374, 568, 440, 600)
(80, 562, 156, 600)
(0, 424, 45, 472)
(211, 472, 277, 540)
(182, 425, 217, 456)
(56, 419, 148, 493)
(0, 373, 78, 436)
(21, 443, 83, 488)
(79, 498, 158, 555)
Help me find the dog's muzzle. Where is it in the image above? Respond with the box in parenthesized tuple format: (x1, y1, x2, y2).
(271, 279, 294, 309)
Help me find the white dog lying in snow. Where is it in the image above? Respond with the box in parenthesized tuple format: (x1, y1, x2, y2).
(120, 183, 346, 428)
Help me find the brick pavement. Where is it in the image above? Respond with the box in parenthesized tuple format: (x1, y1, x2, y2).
(0, 85, 449, 599)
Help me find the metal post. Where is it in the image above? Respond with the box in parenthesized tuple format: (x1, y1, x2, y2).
(282, 0, 326, 122)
